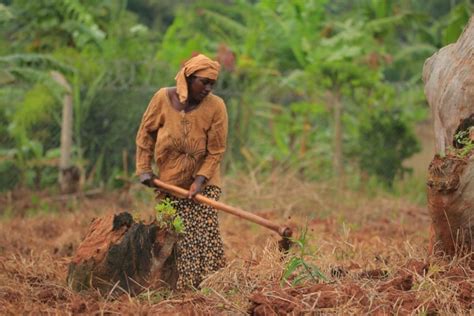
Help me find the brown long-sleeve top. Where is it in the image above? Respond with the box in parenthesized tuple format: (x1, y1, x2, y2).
(135, 88, 228, 189)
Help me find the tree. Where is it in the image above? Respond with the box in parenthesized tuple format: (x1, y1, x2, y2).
(51, 71, 77, 193)
(0, 54, 74, 189)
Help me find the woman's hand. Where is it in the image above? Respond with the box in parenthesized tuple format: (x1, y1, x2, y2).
(139, 172, 157, 188)
(188, 175, 207, 198)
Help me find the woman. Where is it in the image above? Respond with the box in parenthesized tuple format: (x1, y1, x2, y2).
(135, 54, 227, 290)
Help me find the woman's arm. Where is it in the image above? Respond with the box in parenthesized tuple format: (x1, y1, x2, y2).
(135, 91, 162, 184)
(195, 101, 228, 181)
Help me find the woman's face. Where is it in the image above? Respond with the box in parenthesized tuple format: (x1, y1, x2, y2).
(188, 76, 216, 103)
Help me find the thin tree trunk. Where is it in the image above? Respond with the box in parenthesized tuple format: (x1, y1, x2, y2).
(332, 90, 344, 179)
(60, 84, 73, 173)
(51, 71, 78, 194)
(299, 117, 310, 158)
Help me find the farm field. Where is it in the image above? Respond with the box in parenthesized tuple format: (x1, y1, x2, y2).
(1, 172, 472, 315)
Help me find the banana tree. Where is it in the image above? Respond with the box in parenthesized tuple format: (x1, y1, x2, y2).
(0, 0, 108, 192)
(0, 54, 75, 189)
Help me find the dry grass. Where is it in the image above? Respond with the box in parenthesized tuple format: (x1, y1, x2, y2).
(0, 170, 472, 315)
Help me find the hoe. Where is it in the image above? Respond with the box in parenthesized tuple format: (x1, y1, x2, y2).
(153, 178, 293, 251)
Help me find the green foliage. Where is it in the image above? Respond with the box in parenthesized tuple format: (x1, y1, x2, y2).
(441, 1, 472, 45)
(137, 288, 173, 304)
(0, 54, 73, 180)
(0, 78, 62, 189)
(356, 107, 420, 187)
(157, 7, 210, 70)
(0, 54, 74, 75)
(11, 84, 58, 140)
(282, 225, 327, 287)
(0, 54, 74, 105)
(0, 3, 13, 24)
(453, 129, 474, 157)
(7, 0, 105, 50)
(0, 0, 470, 194)
(80, 88, 155, 182)
(0, 159, 21, 191)
(155, 198, 184, 234)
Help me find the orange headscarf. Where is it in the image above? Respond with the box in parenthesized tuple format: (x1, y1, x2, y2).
(174, 54, 221, 103)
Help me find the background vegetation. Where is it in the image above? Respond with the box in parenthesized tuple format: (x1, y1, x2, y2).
(0, 0, 472, 194)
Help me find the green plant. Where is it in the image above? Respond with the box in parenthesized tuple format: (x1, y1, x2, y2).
(155, 198, 184, 234)
(281, 224, 327, 287)
(137, 287, 172, 304)
(356, 107, 420, 188)
(453, 129, 474, 157)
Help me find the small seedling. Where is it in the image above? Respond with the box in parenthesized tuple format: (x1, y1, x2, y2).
(155, 198, 184, 233)
(281, 223, 327, 286)
(201, 287, 212, 295)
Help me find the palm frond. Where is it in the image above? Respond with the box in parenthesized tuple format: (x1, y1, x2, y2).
(0, 3, 14, 23)
(0, 54, 74, 75)
(7, 68, 67, 103)
(393, 43, 437, 63)
(199, 9, 247, 39)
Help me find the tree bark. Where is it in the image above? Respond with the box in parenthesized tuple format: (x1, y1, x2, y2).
(67, 212, 178, 295)
(423, 17, 474, 258)
(51, 71, 79, 194)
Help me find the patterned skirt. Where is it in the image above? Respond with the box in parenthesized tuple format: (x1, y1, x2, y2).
(164, 185, 226, 291)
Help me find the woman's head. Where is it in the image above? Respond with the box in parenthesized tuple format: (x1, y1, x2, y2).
(186, 75, 216, 103)
(175, 54, 221, 104)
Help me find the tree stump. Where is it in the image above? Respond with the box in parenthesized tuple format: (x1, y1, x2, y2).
(423, 17, 474, 257)
(67, 212, 178, 295)
(427, 150, 474, 256)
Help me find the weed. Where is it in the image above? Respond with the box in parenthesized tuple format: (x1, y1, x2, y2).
(137, 288, 172, 304)
(281, 224, 327, 286)
(201, 287, 212, 295)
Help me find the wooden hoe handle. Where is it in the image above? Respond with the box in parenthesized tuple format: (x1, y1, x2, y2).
(153, 179, 290, 237)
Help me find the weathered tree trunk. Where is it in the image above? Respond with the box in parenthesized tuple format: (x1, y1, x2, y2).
(423, 17, 474, 257)
(51, 71, 79, 194)
(67, 212, 178, 295)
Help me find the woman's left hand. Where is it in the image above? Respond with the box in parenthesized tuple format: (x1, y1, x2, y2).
(188, 175, 207, 198)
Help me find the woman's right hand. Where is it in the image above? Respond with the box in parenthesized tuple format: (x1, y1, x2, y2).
(139, 172, 157, 188)
(188, 175, 207, 198)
